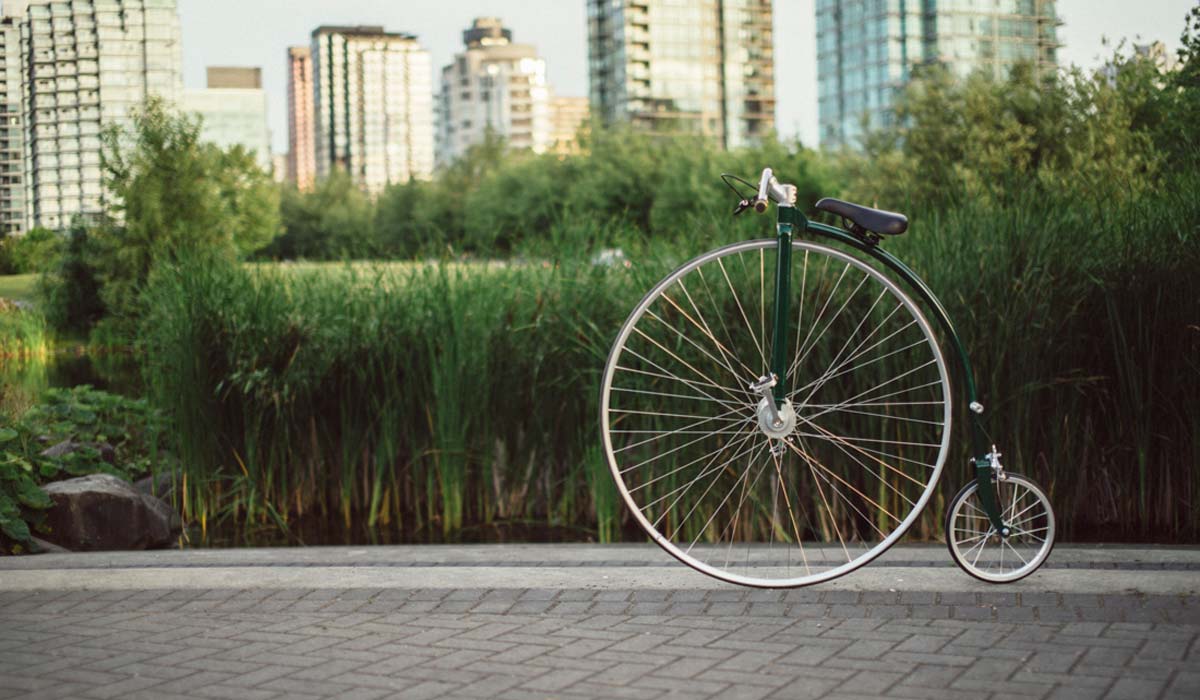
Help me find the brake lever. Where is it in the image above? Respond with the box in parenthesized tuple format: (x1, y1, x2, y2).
(732, 199, 752, 216)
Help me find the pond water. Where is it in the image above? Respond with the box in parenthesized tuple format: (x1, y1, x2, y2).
(0, 349, 142, 416)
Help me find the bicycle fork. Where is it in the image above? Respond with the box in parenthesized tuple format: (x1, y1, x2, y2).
(755, 205, 1012, 538)
(749, 209, 799, 456)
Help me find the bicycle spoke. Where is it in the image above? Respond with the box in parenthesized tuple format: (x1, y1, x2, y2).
(717, 255, 767, 370)
(631, 426, 757, 497)
(788, 261, 850, 380)
(686, 444, 771, 555)
(632, 327, 747, 405)
(613, 404, 751, 454)
(801, 420, 927, 493)
(667, 437, 767, 542)
(615, 363, 746, 398)
(645, 430, 760, 516)
(645, 307, 752, 391)
(674, 280, 759, 380)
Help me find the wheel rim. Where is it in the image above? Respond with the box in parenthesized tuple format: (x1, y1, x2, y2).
(948, 474, 1056, 583)
(600, 239, 953, 587)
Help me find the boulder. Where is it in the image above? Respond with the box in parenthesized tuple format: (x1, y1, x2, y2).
(40, 474, 180, 551)
(30, 536, 71, 554)
(134, 469, 181, 501)
(40, 440, 116, 465)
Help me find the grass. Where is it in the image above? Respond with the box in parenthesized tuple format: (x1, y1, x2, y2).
(0, 274, 37, 303)
(136, 175, 1200, 544)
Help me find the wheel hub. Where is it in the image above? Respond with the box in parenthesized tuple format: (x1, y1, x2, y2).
(756, 397, 796, 439)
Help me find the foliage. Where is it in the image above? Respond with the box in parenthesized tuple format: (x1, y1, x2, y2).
(0, 385, 167, 553)
(39, 97, 280, 337)
(841, 63, 1150, 210)
(0, 425, 50, 552)
(272, 129, 834, 260)
(839, 14, 1200, 214)
(0, 228, 63, 275)
(140, 157, 1200, 543)
(0, 300, 48, 359)
(38, 226, 104, 334)
(264, 171, 376, 260)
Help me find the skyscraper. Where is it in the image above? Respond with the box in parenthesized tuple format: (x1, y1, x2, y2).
(436, 18, 552, 166)
(817, 0, 1060, 147)
(0, 15, 25, 235)
(312, 25, 433, 192)
(587, 0, 775, 150)
(286, 46, 315, 190)
(183, 67, 271, 170)
(17, 0, 182, 230)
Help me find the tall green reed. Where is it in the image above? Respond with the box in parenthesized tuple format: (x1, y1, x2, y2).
(0, 304, 48, 360)
(139, 175, 1199, 543)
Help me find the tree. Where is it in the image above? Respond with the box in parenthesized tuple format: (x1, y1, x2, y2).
(264, 170, 375, 260)
(79, 96, 280, 331)
(0, 227, 62, 275)
(39, 225, 104, 333)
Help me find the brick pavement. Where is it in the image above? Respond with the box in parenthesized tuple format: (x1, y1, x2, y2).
(1, 547, 1198, 699)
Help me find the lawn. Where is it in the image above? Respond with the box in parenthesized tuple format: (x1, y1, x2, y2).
(0, 274, 36, 303)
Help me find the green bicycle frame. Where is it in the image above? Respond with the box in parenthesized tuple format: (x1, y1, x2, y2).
(768, 206, 1007, 532)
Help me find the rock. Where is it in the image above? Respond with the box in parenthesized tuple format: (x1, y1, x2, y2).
(40, 474, 178, 551)
(134, 470, 181, 501)
(139, 491, 183, 533)
(40, 440, 117, 466)
(30, 536, 71, 554)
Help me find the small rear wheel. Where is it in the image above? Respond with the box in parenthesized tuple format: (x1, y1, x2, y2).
(946, 473, 1055, 583)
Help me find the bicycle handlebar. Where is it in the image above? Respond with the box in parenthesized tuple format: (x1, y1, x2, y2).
(754, 168, 797, 212)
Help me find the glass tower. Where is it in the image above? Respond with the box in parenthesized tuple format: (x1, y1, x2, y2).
(183, 67, 271, 171)
(587, 0, 775, 150)
(817, 0, 1060, 147)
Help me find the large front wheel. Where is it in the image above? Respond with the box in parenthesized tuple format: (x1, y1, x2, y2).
(600, 239, 953, 587)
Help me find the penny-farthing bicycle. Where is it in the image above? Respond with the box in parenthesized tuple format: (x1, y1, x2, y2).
(599, 168, 1056, 587)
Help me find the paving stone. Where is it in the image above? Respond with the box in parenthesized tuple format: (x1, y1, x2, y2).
(3, 549, 1199, 700)
(1105, 677, 1167, 700)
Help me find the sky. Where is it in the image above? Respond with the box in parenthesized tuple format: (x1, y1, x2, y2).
(171, 0, 1198, 154)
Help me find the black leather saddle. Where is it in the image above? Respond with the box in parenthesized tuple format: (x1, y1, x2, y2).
(815, 198, 908, 236)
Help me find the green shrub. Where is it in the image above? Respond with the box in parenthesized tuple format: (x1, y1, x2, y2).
(0, 228, 63, 275)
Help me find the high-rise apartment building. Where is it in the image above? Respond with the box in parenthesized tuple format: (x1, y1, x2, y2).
(0, 15, 25, 235)
(587, 0, 775, 150)
(312, 25, 433, 192)
(286, 45, 315, 190)
(15, 0, 181, 230)
(817, 0, 1060, 147)
(183, 66, 271, 170)
(437, 18, 552, 166)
